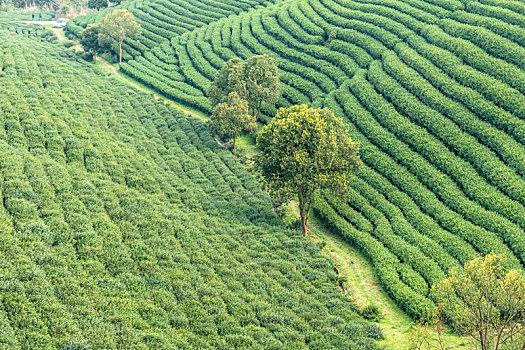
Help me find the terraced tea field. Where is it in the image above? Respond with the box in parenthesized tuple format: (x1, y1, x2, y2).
(67, 0, 525, 320)
(0, 26, 384, 349)
(66, 0, 283, 60)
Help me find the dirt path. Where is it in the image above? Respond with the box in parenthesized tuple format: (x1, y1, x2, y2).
(49, 27, 66, 41)
(308, 220, 412, 348)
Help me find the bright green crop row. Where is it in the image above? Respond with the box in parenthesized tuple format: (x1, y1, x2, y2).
(334, 77, 522, 264)
(314, 193, 435, 320)
(372, 56, 525, 216)
(450, 9, 525, 47)
(0, 27, 384, 349)
(100, 0, 525, 321)
(389, 43, 525, 176)
(349, 70, 525, 263)
(66, 0, 281, 59)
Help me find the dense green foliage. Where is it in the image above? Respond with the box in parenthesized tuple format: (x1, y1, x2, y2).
(432, 254, 525, 350)
(208, 55, 282, 120)
(65, 0, 282, 60)
(98, 9, 140, 63)
(208, 92, 257, 155)
(99, 0, 525, 320)
(87, 0, 107, 11)
(0, 26, 383, 349)
(255, 105, 362, 237)
(79, 23, 101, 61)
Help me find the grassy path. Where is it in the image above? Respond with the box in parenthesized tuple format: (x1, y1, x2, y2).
(307, 213, 471, 349)
(47, 24, 472, 349)
(95, 57, 207, 121)
(48, 27, 207, 121)
(308, 215, 412, 348)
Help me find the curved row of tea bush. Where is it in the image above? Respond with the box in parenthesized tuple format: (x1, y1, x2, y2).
(84, 0, 525, 320)
(0, 27, 384, 349)
(316, 82, 522, 318)
(65, 0, 281, 60)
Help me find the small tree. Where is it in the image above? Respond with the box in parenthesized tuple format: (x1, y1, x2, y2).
(79, 24, 101, 62)
(87, 0, 106, 10)
(98, 9, 140, 64)
(208, 92, 257, 155)
(255, 105, 362, 236)
(207, 54, 281, 119)
(432, 253, 525, 350)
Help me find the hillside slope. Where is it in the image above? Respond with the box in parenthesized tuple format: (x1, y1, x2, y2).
(65, 0, 283, 60)
(112, 0, 525, 319)
(0, 28, 383, 349)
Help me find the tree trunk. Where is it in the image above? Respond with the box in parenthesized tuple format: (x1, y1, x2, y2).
(119, 41, 122, 64)
(232, 131, 237, 155)
(256, 99, 262, 120)
(305, 196, 314, 233)
(298, 190, 315, 237)
(299, 198, 307, 237)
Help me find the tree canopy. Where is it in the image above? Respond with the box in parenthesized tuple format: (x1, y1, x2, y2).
(79, 23, 101, 62)
(255, 105, 362, 236)
(207, 54, 281, 120)
(98, 9, 140, 63)
(208, 92, 257, 155)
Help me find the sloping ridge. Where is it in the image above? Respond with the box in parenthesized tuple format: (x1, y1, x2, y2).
(0, 28, 383, 349)
(112, 0, 525, 320)
(65, 0, 285, 60)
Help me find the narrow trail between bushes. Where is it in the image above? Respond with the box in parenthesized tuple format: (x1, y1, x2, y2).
(307, 214, 470, 349)
(308, 217, 411, 349)
(50, 27, 207, 121)
(96, 56, 207, 121)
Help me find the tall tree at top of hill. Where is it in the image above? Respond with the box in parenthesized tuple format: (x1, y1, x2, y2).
(432, 253, 525, 350)
(207, 54, 281, 120)
(98, 9, 140, 64)
(255, 105, 362, 236)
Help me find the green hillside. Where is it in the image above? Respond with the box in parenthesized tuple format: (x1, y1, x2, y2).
(0, 27, 383, 349)
(107, 0, 525, 320)
(65, 0, 283, 60)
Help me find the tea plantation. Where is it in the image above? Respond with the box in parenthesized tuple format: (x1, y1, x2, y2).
(66, 0, 525, 321)
(0, 27, 384, 349)
(65, 0, 283, 60)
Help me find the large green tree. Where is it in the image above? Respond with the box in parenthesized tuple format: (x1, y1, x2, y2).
(255, 105, 362, 236)
(208, 92, 257, 155)
(98, 9, 140, 64)
(207, 54, 281, 119)
(432, 253, 525, 350)
(79, 23, 101, 62)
